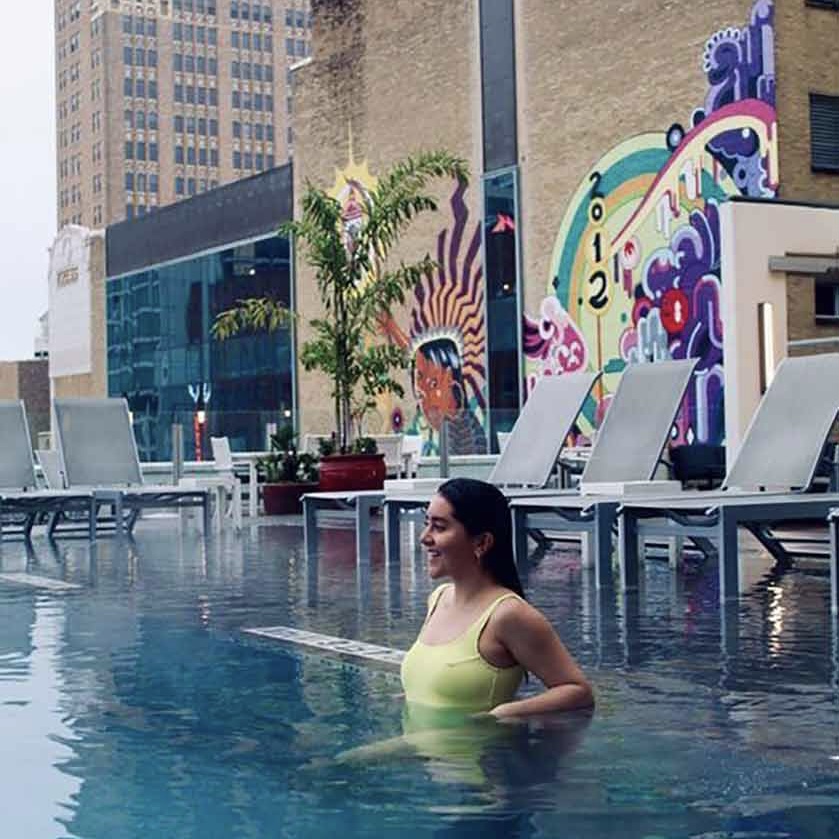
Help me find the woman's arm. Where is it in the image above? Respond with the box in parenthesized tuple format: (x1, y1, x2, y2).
(490, 601, 594, 718)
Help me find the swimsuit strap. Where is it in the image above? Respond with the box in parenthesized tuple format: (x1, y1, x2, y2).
(470, 591, 523, 655)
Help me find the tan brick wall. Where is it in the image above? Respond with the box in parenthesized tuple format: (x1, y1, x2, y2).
(517, 0, 754, 316)
(0, 363, 19, 400)
(294, 0, 482, 437)
(776, 2, 839, 350)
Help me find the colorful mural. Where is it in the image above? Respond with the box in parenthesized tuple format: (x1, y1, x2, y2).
(525, 0, 777, 445)
(380, 184, 487, 454)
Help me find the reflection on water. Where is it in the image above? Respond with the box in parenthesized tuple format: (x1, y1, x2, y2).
(0, 520, 837, 838)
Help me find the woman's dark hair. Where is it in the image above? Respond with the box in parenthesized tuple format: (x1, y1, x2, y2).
(437, 478, 526, 600)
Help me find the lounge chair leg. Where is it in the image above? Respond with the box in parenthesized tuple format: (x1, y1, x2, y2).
(202, 494, 212, 537)
(303, 497, 318, 564)
(512, 507, 529, 568)
(592, 504, 616, 590)
(385, 502, 401, 565)
(716, 508, 740, 602)
(618, 512, 640, 591)
(356, 497, 372, 564)
(830, 514, 839, 617)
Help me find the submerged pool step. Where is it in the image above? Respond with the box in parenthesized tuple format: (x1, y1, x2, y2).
(243, 625, 405, 670)
(0, 573, 83, 592)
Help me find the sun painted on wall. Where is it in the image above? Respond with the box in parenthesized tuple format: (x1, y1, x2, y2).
(525, 0, 777, 446)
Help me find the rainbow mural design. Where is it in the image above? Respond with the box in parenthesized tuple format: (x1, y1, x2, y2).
(525, 0, 777, 445)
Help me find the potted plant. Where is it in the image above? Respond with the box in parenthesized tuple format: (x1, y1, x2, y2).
(258, 424, 319, 515)
(213, 150, 469, 491)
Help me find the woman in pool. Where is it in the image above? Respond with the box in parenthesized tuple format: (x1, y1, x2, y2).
(401, 478, 594, 718)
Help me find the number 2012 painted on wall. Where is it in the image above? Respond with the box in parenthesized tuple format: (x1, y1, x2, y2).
(581, 171, 612, 317)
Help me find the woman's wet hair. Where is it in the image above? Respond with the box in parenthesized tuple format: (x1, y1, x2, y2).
(437, 478, 526, 599)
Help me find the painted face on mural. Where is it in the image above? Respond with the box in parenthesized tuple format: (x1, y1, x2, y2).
(415, 352, 460, 430)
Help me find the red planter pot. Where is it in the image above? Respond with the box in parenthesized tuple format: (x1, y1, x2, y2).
(318, 453, 386, 492)
(262, 481, 319, 515)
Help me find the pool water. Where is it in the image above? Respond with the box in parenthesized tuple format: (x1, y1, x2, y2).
(1, 520, 838, 838)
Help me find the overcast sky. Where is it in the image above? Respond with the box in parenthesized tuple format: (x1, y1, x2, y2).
(0, 4, 55, 360)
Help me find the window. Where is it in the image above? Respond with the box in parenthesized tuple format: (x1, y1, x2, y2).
(242, 32, 251, 50)
(175, 146, 185, 163)
(232, 60, 240, 78)
(136, 110, 146, 130)
(209, 87, 218, 106)
(231, 31, 240, 48)
(210, 148, 219, 166)
(150, 174, 159, 193)
(244, 152, 253, 169)
(816, 281, 839, 320)
(135, 48, 146, 66)
(296, 39, 306, 56)
(123, 46, 133, 65)
(286, 38, 294, 54)
(123, 14, 133, 33)
(199, 147, 208, 165)
(254, 64, 263, 81)
(295, 10, 305, 28)
(254, 123, 263, 140)
(233, 120, 242, 138)
(126, 205, 135, 220)
(253, 33, 261, 51)
(208, 28, 217, 46)
(148, 19, 157, 37)
(255, 153, 264, 169)
(176, 177, 185, 195)
(125, 109, 134, 129)
(231, 0, 238, 18)
(285, 9, 293, 26)
(173, 22, 183, 40)
(187, 115, 196, 133)
(267, 154, 274, 168)
(198, 86, 207, 105)
(175, 114, 185, 132)
(208, 57, 218, 75)
(185, 24, 194, 40)
(197, 55, 206, 74)
(134, 17, 145, 35)
(148, 111, 158, 130)
(174, 53, 183, 71)
(241, 2, 249, 20)
(197, 25, 206, 43)
(188, 178, 196, 195)
(187, 146, 196, 164)
(148, 50, 158, 68)
(136, 142, 146, 160)
(232, 90, 241, 108)
(149, 143, 158, 161)
(265, 95, 273, 112)
(149, 81, 158, 99)
(136, 173, 147, 192)
(253, 92, 263, 110)
(263, 4, 272, 22)
(125, 172, 135, 191)
(810, 93, 839, 172)
(198, 117, 207, 134)
(135, 79, 145, 97)
(175, 84, 184, 102)
(125, 141, 134, 159)
(209, 118, 218, 135)
(233, 150, 242, 168)
(186, 85, 196, 104)
(185, 54, 195, 72)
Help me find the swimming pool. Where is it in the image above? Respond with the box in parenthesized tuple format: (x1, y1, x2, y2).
(1, 521, 838, 838)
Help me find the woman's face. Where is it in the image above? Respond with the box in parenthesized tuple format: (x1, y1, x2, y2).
(415, 353, 458, 431)
(420, 494, 479, 579)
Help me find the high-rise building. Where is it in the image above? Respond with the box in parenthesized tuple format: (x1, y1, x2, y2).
(54, 0, 310, 229)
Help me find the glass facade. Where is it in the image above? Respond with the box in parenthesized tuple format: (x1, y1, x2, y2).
(107, 234, 294, 461)
(482, 167, 522, 450)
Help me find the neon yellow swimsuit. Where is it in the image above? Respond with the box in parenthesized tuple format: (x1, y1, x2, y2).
(400, 584, 525, 713)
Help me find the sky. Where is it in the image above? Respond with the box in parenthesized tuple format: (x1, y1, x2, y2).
(0, 4, 55, 360)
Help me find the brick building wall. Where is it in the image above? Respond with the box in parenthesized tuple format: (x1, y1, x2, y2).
(293, 0, 839, 448)
(775, 2, 839, 348)
(293, 0, 483, 438)
(0, 360, 50, 443)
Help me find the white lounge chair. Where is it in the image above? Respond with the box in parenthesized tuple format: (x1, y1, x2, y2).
(52, 397, 212, 537)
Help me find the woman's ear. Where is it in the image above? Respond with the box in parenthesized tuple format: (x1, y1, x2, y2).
(474, 531, 494, 560)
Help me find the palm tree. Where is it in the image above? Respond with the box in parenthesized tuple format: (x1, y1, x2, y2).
(213, 150, 469, 452)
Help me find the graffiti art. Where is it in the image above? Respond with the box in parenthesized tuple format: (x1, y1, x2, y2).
(525, 0, 777, 446)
